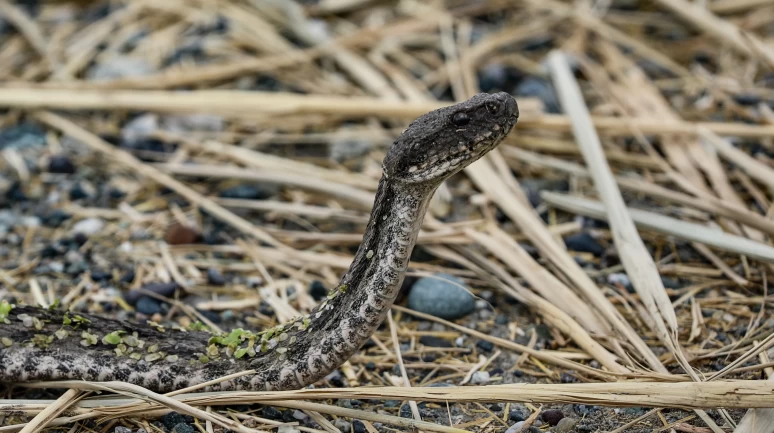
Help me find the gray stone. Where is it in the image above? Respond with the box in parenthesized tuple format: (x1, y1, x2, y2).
(554, 417, 578, 433)
(407, 273, 475, 320)
(114, 427, 132, 433)
(71, 218, 105, 236)
(87, 56, 155, 81)
(334, 419, 351, 433)
(506, 421, 526, 433)
(470, 371, 490, 385)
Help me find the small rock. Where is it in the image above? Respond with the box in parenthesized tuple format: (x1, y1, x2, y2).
(330, 138, 372, 162)
(515, 77, 560, 113)
(309, 280, 327, 301)
(607, 273, 632, 290)
(554, 417, 578, 433)
(495, 314, 509, 325)
(114, 427, 132, 433)
(505, 421, 526, 433)
(292, 410, 307, 421)
(69, 182, 92, 200)
(87, 56, 155, 81)
(476, 340, 494, 352)
(509, 409, 526, 422)
(219, 184, 271, 200)
(90, 268, 111, 282)
(334, 419, 351, 433)
(161, 412, 186, 430)
(564, 232, 604, 256)
(136, 296, 162, 315)
(121, 114, 159, 147)
(43, 209, 72, 227)
(0, 123, 46, 150)
(470, 371, 490, 385)
(171, 423, 194, 433)
(165, 223, 199, 245)
(419, 335, 453, 348)
(49, 261, 65, 273)
(541, 409, 565, 426)
(207, 268, 226, 286)
(47, 155, 77, 174)
(407, 273, 475, 320)
(71, 218, 104, 236)
(262, 406, 283, 420)
(353, 420, 366, 433)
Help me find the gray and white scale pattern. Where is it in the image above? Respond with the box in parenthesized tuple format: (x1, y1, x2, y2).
(0, 92, 518, 392)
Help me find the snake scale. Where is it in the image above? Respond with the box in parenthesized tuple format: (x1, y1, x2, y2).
(0, 92, 518, 392)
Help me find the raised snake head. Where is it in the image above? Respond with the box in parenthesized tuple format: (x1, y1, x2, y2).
(383, 92, 518, 185)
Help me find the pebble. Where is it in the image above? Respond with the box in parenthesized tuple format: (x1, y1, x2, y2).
(262, 406, 283, 420)
(509, 408, 526, 422)
(334, 419, 351, 433)
(47, 155, 77, 174)
(87, 56, 155, 81)
(419, 335, 453, 348)
(219, 184, 272, 200)
(114, 427, 132, 433)
(564, 232, 604, 256)
(505, 421, 525, 433)
(207, 268, 226, 286)
(330, 138, 372, 162)
(121, 114, 158, 147)
(476, 340, 494, 352)
(554, 417, 578, 433)
(49, 261, 65, 273)
(43, 209, 72, 227)
(541, 409, 565, 426)
(161, 412, 186, 430)
(136, 296, 162, 315)
(71, 218, 105, 236)
(407, 273, 475, 320)
(292, 410, 307, 420)
(308, 280, 327, 300)
(124, 282, 178, 305)
(171, 424, 194, 433)
(470, 371, 490, 385)
(165, 223, 199, 245)
(0, 123, 46, 150)
(607, 273, 632, 290)
(353, 420, 366, 433)
(515, 77, 561, 113)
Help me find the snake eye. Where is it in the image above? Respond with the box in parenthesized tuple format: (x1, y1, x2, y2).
(452, 112, 470, 126)
(488, 103, 500, 114)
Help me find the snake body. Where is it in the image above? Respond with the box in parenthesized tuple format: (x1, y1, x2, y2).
(0, 92, 518, 392)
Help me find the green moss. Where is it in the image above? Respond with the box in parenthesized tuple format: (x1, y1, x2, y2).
(0, 300, 14, 324)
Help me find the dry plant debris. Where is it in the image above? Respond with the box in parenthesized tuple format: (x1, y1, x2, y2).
(1, 1, 774, 432)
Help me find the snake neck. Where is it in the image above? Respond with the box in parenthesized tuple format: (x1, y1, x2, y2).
(256, 177, 435, 389)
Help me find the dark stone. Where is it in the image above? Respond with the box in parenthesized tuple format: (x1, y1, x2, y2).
(42, 209, 72, 227)
(90, 268, 111, 282)
(171, 423, 194, 433)
(564, 232, 604, 256)
(120, 268, 135, 284)
(124, 282, 178, 305)
(573, 404, 599, 416)
(495, 314, 509, 325)
(490, 367, 504, 376)
(47, 155, 76, 174)
(309, 280, 327, 301)
(353, 420, 366, 433)
(73, 232, 88, 246)
(515, 77, 560, 113)
(219, 184, 271, 200)
(262, 406, 282, 420)
(478, 64, 523, 93)
(560, 372, 577, 383)
(400, 404, 413, 418)
(513, 369, 524, 377)
(541, 409, 565, 426)
(509, 409, 526, 422)
(365, 362, 376, 371)
(69, 183, 90, 201)
(207, 268, 226, 286)
(6, 182, 27, 202)
(0, 123, 46, 149)
(197, 309, 221, 324)
(165, 224, 199, 245)
(108, 188, 126, 199)
(476, 340, 495, 352)
(161, 412, 186, 430)
(384, 400, 400, 408)
(136, 296, 162, 315)
(419, 336, 453, 348)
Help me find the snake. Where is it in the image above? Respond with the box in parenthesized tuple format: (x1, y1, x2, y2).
(0, 92, 518, 392)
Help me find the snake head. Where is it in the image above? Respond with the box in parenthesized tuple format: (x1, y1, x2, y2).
(383, 92, 518, 185)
